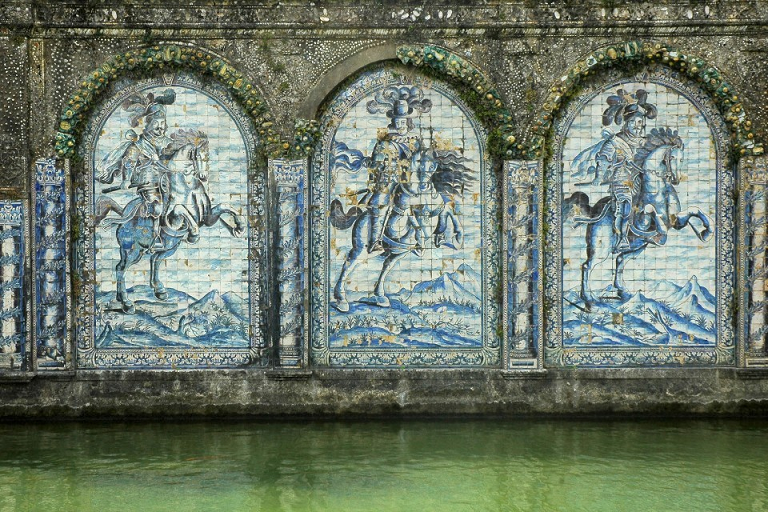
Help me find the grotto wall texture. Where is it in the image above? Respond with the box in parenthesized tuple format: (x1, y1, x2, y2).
(1, 0, 768, 417)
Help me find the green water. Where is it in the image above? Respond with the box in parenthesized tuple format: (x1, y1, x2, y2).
(0, 419, 767, 511)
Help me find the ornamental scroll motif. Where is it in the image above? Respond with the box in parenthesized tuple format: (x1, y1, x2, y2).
(273, 158, 307, 368)
(741, 155, 768, 367)
(505, 160, 542, 369)
(0, 201, 26, 371)
(34, 159, 70, 369)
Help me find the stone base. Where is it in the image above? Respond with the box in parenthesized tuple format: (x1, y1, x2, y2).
(0, 353, 17, 370)
(1, 368, 768, 419)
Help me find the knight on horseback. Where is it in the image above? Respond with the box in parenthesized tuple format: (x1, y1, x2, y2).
(364, 86, 432, 254)
(96, 89, 177, 252)
(571, 89, 658, 252)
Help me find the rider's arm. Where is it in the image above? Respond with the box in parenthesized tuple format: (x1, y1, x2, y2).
(120, 144, 142, 189)
(595, 141, 617, 184)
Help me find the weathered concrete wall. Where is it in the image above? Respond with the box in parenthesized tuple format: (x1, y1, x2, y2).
(1, 0, 768, 417)
(2, 369, 768, 418)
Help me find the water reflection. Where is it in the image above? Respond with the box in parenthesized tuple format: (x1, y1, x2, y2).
(0, 420, 766, 511)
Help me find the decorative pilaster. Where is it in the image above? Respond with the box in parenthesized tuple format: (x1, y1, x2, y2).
(504, 160, 542, 370)
(0, 201, 26, 371)
(272, 158, 307, 368)
(741, 155, 768, 367)
(33, 159, 70, 369)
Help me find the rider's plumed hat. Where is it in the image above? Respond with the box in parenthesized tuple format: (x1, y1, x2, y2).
(121, 89, 177, 128)
(602, 89, 657, 127)
(367, 86, 432, 120)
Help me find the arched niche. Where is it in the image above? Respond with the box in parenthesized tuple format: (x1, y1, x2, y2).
(539, 42, 752, 368)
(308, 61, 502, 368)
(63, 44, 271, 369)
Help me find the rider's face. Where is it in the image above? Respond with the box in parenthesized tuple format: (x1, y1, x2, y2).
(393, 118, 409, 135)
(626, 115, 645, 137)
(146, 117, 167, 138)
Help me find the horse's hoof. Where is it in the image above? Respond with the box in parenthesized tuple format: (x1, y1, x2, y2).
(186, 232, 200, 244)
(697, 228, 713, 242)
(333, 299, 350, 313)
(154, 288, 168, 300)
(360, 295, 390, 308)
(121, 302, 135, 314)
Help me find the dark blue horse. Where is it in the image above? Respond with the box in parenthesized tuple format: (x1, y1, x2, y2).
(96, 129, 245, 313)
(330, 148, 473, 312)
(563, 127, 713, 308)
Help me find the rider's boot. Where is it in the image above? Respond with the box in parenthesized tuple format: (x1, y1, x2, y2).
(150, 219, 164, 253)
(368, 207, 386, 253)
(186, 224, 200, 244)
(616, 220, 631, 252)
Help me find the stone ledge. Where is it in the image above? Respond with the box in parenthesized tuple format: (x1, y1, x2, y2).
(1, 367, 760, 382)
(735, 368, 768, 380)
(265, 369, 313, 381)
(501, 370, 548, 380)
(0, 371, 34, 383)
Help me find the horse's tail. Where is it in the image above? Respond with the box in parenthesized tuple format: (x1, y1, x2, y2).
(563, 192, 611, 226)
(94, 195, 124, 226)
(99, 197, 142, 228)
(329, 199, 363, 230)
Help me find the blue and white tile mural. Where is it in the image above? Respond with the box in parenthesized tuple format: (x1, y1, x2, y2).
(311, 65, 501, 367)
(545, 67, 735, 367)
(76, 73, 265, 368)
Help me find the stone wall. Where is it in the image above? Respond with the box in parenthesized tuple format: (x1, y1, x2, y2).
(1, 0, 768, 417)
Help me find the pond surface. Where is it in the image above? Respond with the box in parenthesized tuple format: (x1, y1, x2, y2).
(0, 419, 766, 511)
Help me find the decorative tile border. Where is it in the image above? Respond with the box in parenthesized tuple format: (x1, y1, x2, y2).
(272, 158, 308, 368)
(33, 159, 70, 369)
(504, 160, 543, 370)
(0, 201, 27, 371)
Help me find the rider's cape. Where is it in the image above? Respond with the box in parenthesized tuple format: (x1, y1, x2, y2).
(570, 129, 613, 181)
(96, 131, 162, 186)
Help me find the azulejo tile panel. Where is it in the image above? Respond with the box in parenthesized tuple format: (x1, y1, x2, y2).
(311, 65, 501, 368)
(0, 201, 26, 371)
(76, 72, 266, 369)
(545, 66, 734, 367)
(34, 159, 70, 369)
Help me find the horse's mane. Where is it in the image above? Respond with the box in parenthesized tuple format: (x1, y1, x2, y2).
(164, 129, 210, 156)
(427, 149, 476, 197)
(633, 127, 683, 167)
